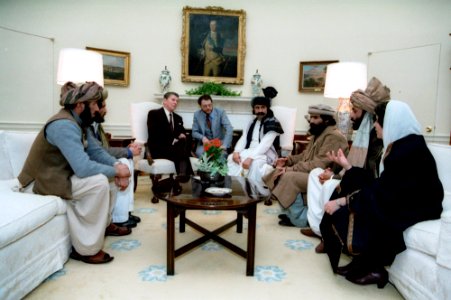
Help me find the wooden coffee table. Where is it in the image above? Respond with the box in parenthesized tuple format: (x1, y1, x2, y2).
(154, 176, 269, 276)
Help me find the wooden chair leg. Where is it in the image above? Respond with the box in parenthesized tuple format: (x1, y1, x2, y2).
(133, 170, 139, 192)
(150, 174, 162, 203)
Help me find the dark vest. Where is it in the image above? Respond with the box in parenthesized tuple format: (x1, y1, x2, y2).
(18, 109, 83, 199)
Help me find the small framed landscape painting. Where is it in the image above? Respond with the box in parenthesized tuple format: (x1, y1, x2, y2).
(86, 47, 130, 87)
(299, 60, 338, 92)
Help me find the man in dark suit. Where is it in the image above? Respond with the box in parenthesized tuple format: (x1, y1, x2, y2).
(147, 91, 192, 176)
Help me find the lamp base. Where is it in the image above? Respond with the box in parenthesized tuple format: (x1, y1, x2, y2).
(337, 97, 352, 140)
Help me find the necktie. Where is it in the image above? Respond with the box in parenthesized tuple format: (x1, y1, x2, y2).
(169, 113, 174, 131)
(206, 114, 211, 129)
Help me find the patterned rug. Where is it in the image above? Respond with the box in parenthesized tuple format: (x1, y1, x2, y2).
(26, 176, 402, 300)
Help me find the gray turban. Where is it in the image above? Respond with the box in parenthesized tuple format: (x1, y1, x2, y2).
(308, 104, 335, 116)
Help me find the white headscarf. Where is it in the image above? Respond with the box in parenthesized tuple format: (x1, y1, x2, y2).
(346, 112, 373, 169)
(379, 100, 421, 173)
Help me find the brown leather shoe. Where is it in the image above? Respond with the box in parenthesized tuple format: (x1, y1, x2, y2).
(70, 248, 114, 264)
(315, 240, 325, 253)
(105, 223, 132, 236)
(300, 227, 321, 239)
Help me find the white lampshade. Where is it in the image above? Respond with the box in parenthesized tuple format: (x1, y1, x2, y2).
(324, 62, 367, 99)
(57, 48, 104, 87)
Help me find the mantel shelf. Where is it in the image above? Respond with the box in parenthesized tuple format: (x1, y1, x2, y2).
(154, 93, 252, 102)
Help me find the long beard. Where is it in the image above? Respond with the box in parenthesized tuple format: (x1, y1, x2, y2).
(308, 122, 327, 136)
(93, 111, 105, 124)
(80, 105, 94, 128)
(351, 113, 365, 130)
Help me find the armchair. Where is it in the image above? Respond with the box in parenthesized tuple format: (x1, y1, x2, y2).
(271, 106, 297, 157)
(130, 102, 176, 203)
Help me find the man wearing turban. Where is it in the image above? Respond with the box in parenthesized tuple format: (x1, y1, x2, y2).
(18, 81, 132, 264)
(264, 104, 348, 227)
(302, 77, 390, 253)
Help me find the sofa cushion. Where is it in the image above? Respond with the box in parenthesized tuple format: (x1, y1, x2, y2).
(0, 192, 62, 249)
(0, 131, 37, 180)
(403, 219, 440, 257)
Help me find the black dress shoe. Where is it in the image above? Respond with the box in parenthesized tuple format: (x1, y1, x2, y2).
(278, 214, 289, 221)
(336, 259, 362, 277)
(278, 218, 295, 227)
(346, 269, 389, 289)
(129, 212, 141, 223)
(114, 218, 137, 228)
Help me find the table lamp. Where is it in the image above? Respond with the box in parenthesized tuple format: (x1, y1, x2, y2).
(57, 48, 104, 87)
(324, 62, 367, 139)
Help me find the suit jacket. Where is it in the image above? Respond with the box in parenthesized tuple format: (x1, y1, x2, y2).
(147, 107, 186, 159)
(191, 107, 233, 149)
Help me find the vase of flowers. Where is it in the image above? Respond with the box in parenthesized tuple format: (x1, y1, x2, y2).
(197, 138, 228, 182)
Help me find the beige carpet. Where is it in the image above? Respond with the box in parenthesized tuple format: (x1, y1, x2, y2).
(25, 176, 403, 300)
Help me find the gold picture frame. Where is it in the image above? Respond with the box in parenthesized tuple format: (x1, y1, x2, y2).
(181, 6, 246, 85)
(299, 60, 338, 93)
(86, 47, 130, 87)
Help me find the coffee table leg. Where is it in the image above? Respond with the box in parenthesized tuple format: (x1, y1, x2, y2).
(236, 212, 243, 233)
(246, 204, 257, 276)
(180, 210, 186, 233)
(167, 203, 175, 275)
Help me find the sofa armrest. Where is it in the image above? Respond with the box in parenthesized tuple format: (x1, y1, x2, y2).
(437, 209, 451, 269)
(0, 178, 20, 192)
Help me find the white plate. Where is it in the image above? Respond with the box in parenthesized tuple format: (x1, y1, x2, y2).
(205, 187, 232, 196)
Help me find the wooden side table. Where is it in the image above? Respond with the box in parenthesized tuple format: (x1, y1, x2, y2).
(108, 136, 135, 147)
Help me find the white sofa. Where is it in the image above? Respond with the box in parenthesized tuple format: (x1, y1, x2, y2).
(388, 143, 451, 300)
(0, 131, 71, 300)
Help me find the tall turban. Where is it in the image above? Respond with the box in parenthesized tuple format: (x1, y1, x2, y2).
(350, 77, 390, 114)
(59, 81, 104, 106)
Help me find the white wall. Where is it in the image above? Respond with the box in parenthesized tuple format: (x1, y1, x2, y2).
(1, 0, 450, 142)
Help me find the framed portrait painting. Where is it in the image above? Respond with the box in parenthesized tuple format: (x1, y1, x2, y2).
(299, 60, 338, 92)
(86, 47, 130, 87)
(181, 6, 246, 85)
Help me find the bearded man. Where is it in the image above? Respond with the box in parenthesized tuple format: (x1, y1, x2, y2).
(227, 96, 284, 188)
(91, 93, 142, 228)
(264, 104, 348, 226)
(18, 81, 131, 264)
(301, 77, 389, 253)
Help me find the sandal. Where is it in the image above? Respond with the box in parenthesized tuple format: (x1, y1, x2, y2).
(105, 223, 132, 236)
(70, 248, 114, 264)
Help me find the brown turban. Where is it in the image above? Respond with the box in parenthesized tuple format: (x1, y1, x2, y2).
(350, 77, 390, 114)
(59, 81, 104, 106)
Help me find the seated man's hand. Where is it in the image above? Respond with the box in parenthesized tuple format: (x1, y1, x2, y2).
(319, 168, 334, 184)
(128, 143, 142, 156)
(271, 166, 286, 181)
(232, 152, 241, 164)
(327, 149, 352, 170)
(114, 176, 130, 191)
(275, 157, 288, 168)
(114, 163, 131, 178)
(324, 197, 346, 215)
(178, 133, 186, 140)
(242, 157, 253, 170)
